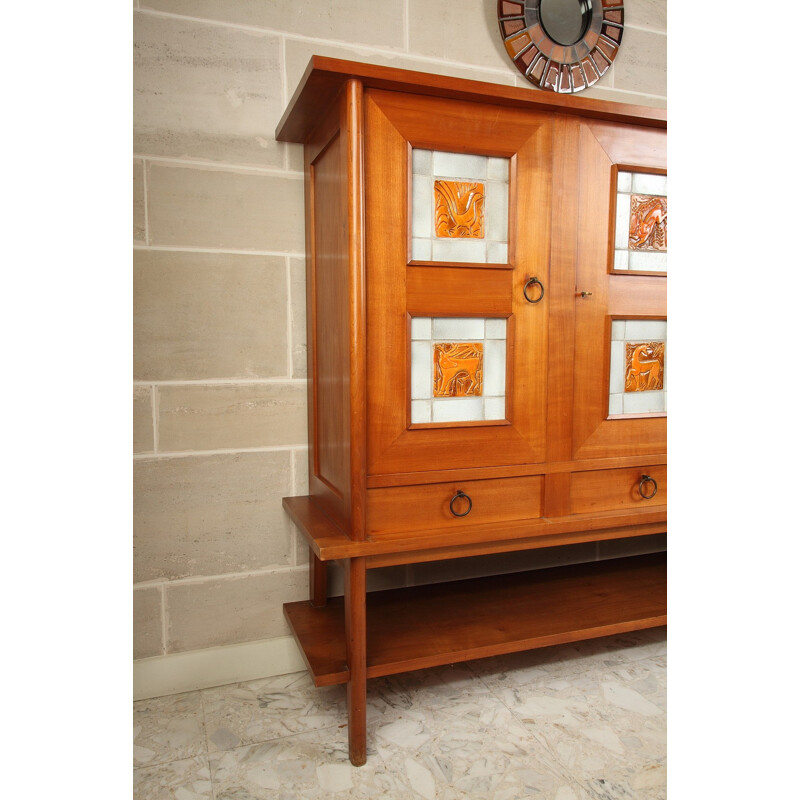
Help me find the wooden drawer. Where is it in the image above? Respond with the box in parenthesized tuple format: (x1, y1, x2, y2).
(367, 475, 544, 538)
(570, 465, 666, 515)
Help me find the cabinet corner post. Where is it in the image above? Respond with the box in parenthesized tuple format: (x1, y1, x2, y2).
(344, 556, 367, 766)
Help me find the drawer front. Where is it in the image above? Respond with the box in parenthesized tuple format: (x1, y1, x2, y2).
(570, 465, 667, 515)
(367, 475, 544, 538)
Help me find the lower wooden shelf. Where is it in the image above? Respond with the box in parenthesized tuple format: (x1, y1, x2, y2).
(284, 552, 666, 687)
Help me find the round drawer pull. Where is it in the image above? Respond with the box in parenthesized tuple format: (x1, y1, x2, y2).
(638, 474, 658, 500)
(449, 490, 473, 517)
(523, 276, 545, 304)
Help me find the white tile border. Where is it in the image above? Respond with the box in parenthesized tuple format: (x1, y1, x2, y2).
(614, 170, 667, 272)
(608, 319, 667, 417)
(411, 148, 510, 264)
(410, 316, 508, 424)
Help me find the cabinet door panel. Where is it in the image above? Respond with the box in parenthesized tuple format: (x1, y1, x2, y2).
(365, 90, 553, 478)
(572, 120, 667, 460)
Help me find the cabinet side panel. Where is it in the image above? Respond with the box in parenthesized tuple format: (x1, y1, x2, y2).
(310, 126, 351, 521)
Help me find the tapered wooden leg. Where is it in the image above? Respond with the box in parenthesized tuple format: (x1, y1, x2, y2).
(309, 549, 327, 607)
(344, 557, 367, 766)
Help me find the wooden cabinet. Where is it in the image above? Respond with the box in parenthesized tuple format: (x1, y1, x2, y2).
(277, 57, 667, 765)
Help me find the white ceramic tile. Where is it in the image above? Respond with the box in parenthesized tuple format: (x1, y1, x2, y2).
(611, 320, 626, 341)
(484, 396, 506, 420)
(485, 180, 508, 241)
(609, 340, 625, 394)
(410, 316, 432, 340)
(431, 237, 486, 263)
(412, 148, 432, 175)
(615, 193, 631, 249)
(432, 317, 485, 340)
(487, 156, 510, 181)
(411, 399, 432, 424)
(433, 151, 487, 180)
(608, 392, 623, 415)
(483, 339, 507, 396)
(411, 175, 432, 239)
(624, 320, 666, 340)
(617, 171, 632, 192)
(629, 251, 667, 271)
(614, 250, 629, 270)
(485, 318, 507, 339)
(432, 396, 484, 422)
(411, 341, 433, 400)
(623, 390, 666, 414)
(487, 241, 509, 264)
(411, 237, 431, 261)
(632, 172, 667, 196)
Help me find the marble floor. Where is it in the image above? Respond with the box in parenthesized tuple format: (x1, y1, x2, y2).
(133, 627, 666, 800)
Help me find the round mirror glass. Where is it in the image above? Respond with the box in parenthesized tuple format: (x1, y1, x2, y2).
(539, 0, 593, 46)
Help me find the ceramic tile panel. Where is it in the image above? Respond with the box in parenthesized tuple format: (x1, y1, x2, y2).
(608, 319, 667, 416)
(412, 149, 510, 264)
(613, 170, 667, 274)
(410, 317, 507, 423)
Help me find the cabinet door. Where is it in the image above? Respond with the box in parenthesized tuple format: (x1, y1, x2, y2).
(365, 90, 553, 478)
(572, 119, 667, 460)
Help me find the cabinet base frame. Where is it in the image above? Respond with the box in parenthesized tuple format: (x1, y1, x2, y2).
(284, 552, 666, 764)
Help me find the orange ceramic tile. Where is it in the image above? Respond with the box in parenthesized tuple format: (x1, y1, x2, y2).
(434, 180, 485, 239)
(629, 195, 667, 251)
(624, 342, 665, 392)
(433, 343, 484, 397)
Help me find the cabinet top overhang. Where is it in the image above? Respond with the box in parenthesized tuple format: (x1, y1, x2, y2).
(275, 56, 667, 144)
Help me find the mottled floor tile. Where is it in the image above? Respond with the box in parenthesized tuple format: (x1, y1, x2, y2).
(134, 691, 207, 766)
(368, 663, 503, 726)
(202, 672, 346, 753)
(134, 631, 666, 798)
(373, 704, 582, 799)
(496, 656, 667, 795)
(470, 630, 667, 694)
(133, 755, 212, 800)
(209, 725, 405, 799)
(579, 775, 667, 799)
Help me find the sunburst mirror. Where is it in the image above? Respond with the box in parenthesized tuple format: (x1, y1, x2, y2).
(497, 0, 624, 94)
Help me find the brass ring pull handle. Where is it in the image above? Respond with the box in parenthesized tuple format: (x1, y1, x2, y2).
(449, 490, 473, 517)
(523, 276, 545, 304)
(638, 474, 658, 500)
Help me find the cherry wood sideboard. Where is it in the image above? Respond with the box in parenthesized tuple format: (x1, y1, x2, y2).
(277, 57, 667, 766)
